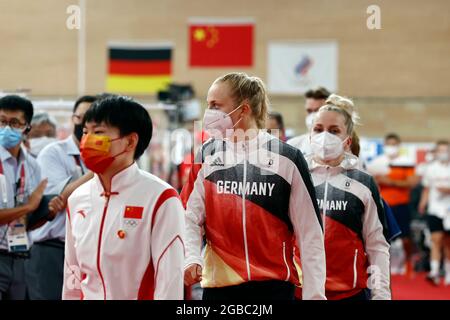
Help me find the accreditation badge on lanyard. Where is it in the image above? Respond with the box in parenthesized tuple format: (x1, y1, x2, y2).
(6, 163, 30, 253)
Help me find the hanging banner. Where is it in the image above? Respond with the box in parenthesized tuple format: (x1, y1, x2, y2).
(267, 41, 338, 94)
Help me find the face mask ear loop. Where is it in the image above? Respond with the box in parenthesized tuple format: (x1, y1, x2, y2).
(109, 136, 130, 159)
(232, 116, 243, 129)
(228, 104, 245, 130)
(342, 135, 350, 146)
(227, 104, 243, 117)
(109, 136, 122, 143)
(111, 149, 128, 160)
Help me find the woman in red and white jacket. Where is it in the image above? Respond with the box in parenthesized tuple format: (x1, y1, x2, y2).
(306, 94, 391, 300)
(62, 96, 185, 300)
(182, 73, 326, 300)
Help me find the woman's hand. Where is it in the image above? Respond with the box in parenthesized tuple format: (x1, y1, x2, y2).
(184, 264, 202, 286)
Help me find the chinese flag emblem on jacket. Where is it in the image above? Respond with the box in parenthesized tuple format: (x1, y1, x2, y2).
(189, 18, 254, 67)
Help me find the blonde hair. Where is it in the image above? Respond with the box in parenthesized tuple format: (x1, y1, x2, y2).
(350, 131, 361, 156)
(214, 72, 268, 129)
(317, 93, 360, 135)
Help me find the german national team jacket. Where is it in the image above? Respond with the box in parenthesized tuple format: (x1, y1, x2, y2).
(62, 163, 185, 300)
(181, 131, 326, 300)
(307, 154, 391, 300)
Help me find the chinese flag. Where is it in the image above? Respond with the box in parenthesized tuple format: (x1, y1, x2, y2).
(124, 206, 144, 219)
(189, 19, 253, 67)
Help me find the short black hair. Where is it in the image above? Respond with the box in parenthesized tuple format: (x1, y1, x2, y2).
(73, 95, 98, 113)
(268, 111, 285, 130)
(304, 87, 331, 100)
(96, 92, 115, 100)
(385, 133, 401, 143)
(83, 96, 152, 160)
(0, 95, 34, 123)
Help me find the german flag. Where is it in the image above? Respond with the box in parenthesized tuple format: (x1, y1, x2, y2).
(106, 43, 172, 94)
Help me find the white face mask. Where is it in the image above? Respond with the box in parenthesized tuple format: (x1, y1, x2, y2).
(305, 112, 316, 130)
(29, 136, 57, 157)
(310, 131, 348, 161)
(203, 105, 243, 139)
(384, 145, 399, 158)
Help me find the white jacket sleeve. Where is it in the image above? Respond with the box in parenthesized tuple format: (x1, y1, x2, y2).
(184, 166, 206, 269)
(289, 152, 326, 300)
(62, 207, 82, 300)
(151, 191, 185, 300)
(363, 179, 391, 300)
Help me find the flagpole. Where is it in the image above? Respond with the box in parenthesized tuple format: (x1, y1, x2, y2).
(78, 0, 86, 96)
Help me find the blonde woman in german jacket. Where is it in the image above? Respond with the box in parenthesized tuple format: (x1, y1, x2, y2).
(306, 94, 391, 300)
(182, 73, 326, 300)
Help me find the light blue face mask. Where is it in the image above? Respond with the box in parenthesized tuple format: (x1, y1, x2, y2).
(0, 126, 23, 149)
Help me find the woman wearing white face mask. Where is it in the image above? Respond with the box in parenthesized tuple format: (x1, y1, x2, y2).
(25, 112, 58, 157)
(418, 140, 450, 286)
(305, 94, 391, 300)
(181, 72, 326, 300)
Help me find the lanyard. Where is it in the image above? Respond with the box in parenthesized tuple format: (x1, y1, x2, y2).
(73, 155, 85, 175)
(17, 164, 26, 203)
(0, 161, 7, 207)
(0, 160, 26, 206)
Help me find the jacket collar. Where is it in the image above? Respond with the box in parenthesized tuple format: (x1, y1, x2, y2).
(307, 152, 360, 172)
(65, 135, 80, 156)
(224, 130, 273, 153)
(0, 144, 27, 164)
(93, 162, 140, 197)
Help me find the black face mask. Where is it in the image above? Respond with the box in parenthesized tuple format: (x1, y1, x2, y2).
(74, 124, 84, 142)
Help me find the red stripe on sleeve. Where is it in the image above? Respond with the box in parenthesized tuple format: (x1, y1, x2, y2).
(154, 235, 185, 288)
(137, 235, 185, 300)
(151, 188, 180, 231)
(180, 163, 202, 209)
(66, 206, 71, 225)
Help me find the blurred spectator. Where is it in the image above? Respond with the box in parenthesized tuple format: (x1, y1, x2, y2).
(408, 147, 437, 273)
(266, 111, 286, 141)
(418, 140, 450, 286)
(367, 133, 419, 277)
(0, 95, 47, 300)
(24, 95, 96, 300)
(287, 86, 331, 155)
(25, 112, 58, 157)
